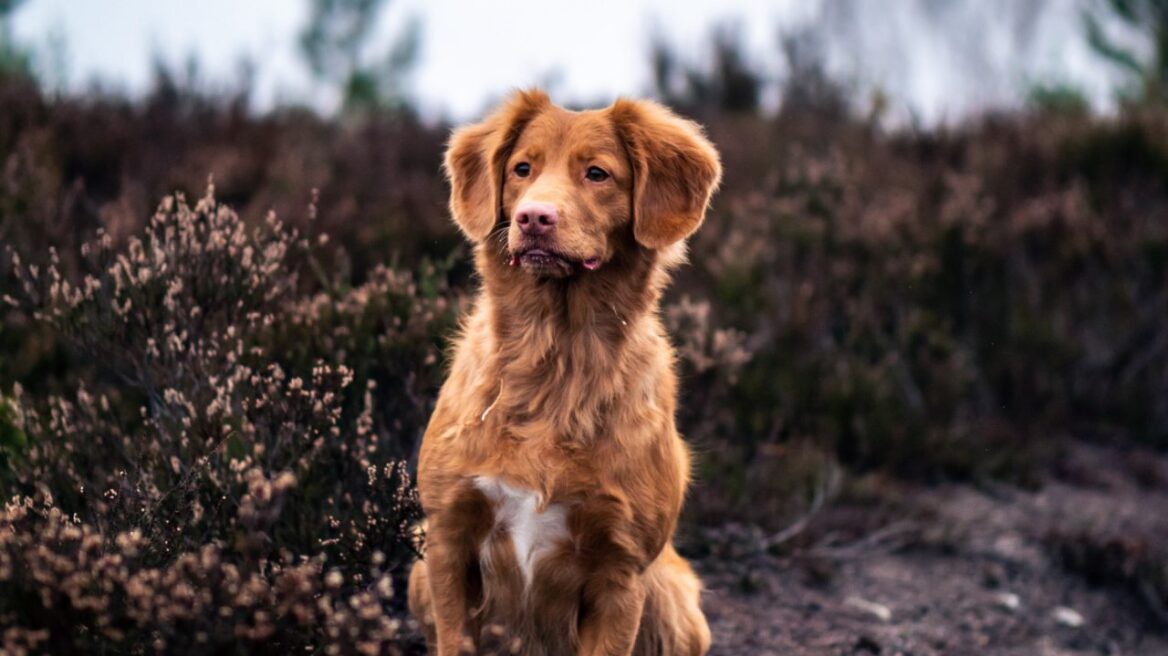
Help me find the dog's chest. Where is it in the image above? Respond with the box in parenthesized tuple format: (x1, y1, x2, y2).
(473, 476, 570, 588)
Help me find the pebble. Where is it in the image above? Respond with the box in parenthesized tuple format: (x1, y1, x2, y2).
(994, 591, 1021, 611)
(1052, 606, 1085, 628)
(845, 596, 892, 622)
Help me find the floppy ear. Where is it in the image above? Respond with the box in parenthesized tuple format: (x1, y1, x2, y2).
(443, 89, 551, 241)
(610, 99, 722, 249)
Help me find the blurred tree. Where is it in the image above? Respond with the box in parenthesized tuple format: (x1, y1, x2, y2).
(1027, 81, 1091, 115)
(1085, 0, 1168, 103)
(819, 0, 1052, 122)
(650, 23, 764, 115)
(776, 25, 848, 120)
(299, 0, 420, 113)
(0, 0, 32, 79)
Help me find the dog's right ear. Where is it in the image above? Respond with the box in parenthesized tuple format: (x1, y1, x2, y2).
(444, 89, 550, 242)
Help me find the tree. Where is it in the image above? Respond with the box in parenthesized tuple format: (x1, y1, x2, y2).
(0, 0, 32, 79)
(1085, 0, 1168, 103)
(299, 0, 420, 113)
(650, 23, 764, 115)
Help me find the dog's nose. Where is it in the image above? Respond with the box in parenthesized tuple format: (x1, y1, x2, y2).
(515, 201, 558, 236)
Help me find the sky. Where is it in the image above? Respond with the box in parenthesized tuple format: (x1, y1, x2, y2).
(10, 0, 1132, 125)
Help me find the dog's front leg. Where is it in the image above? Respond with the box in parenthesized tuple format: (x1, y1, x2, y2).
(423, 544, 475, 655)
(577, 567, 647, 656)
(424, 482, 493, 656)
(573, 494, 660, 656)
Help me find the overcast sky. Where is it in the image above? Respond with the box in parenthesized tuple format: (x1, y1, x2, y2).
(11, 0, 1128, 124)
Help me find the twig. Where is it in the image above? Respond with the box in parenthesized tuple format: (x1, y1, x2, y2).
(803, 520, 918, 560)
(762, 465, 841, 551)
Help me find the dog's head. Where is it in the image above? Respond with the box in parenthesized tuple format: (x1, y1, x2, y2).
(444, 90, 721, 280)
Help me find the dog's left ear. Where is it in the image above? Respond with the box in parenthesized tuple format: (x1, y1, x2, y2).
(610, 99, 722, 249)
(444, 89, 551, 242)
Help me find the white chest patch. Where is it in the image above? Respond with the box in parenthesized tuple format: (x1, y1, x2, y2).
(474, 476, 570, 588)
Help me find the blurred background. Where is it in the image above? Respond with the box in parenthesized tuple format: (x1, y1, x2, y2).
(1, 1, 1168, 654)
(2, 0, 1151, 121)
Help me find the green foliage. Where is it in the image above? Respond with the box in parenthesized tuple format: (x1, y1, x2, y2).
(1028, 81, 1092, 116)
(299, 0, 421, 113)
(0, 0, 31, 79)
(1085, 0, 1168, 103)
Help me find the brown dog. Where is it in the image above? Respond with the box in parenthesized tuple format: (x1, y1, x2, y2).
(407, 89, 721, 656)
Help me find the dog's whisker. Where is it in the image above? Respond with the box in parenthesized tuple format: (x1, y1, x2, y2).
(487, 222, 511, 260)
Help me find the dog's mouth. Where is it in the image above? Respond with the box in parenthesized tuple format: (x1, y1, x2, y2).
(509, 248, 602, 276)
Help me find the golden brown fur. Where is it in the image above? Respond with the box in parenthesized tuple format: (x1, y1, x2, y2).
(408, 89, 721, 656)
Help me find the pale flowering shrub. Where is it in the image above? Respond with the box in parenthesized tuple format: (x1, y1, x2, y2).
(4, 73, 1168, 617)
(1, 188, 457, 653)
(665, 295, 751, 442)
(1, 496, 404, 654)
(273, 260, 459, 450)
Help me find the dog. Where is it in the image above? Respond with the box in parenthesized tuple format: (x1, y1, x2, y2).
(407, 89, 721, 656)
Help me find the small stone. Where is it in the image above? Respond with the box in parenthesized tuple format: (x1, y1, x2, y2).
(994, 591, 1021, 611)
(1053, 606, 1084, 628)
(845, 595, 892, 622)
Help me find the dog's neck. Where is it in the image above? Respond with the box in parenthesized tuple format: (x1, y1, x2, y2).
(474, 245, 670, 442)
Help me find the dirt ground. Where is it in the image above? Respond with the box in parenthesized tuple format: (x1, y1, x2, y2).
(400, 440, 1168, 655)
(698, 441, 1168, 655)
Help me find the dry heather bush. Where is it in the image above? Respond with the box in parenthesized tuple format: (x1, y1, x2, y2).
(687, 110, 1168, 485)
(3, 74, 1168, 535)
(1, 187, 458, 653)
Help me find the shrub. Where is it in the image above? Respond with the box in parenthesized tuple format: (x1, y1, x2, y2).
(685, 111, 1168, 483)
(3, 73, 1168, 543)
(1, 188, 458, 652)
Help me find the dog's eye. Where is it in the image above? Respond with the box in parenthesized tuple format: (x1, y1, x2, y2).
(585, 166, 609, 182)
(514, 162, 531, 177)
